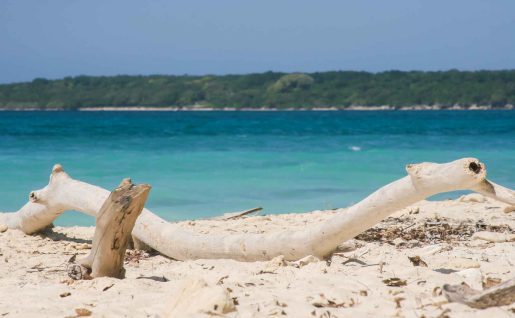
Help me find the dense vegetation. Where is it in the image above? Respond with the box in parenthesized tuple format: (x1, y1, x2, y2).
(0, 70, 514, 109)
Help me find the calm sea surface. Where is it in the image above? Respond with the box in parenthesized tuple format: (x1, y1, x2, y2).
(0, 110, 513, 226)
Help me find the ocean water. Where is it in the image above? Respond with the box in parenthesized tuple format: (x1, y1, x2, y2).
(0, 110, 513, 226)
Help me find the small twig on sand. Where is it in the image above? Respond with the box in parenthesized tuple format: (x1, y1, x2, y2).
(221, 207, 263, 220)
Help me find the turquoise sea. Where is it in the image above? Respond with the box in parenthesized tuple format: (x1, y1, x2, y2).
(0, 110, 513, 226)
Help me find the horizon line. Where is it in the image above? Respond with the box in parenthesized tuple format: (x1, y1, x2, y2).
(3, 68, 515, 85)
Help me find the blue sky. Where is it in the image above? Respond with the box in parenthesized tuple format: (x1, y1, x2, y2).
(1, 0, 514, 83)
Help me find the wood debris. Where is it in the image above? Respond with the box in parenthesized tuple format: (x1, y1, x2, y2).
(443, 278, 515, 309)
(407, 255, 428, 267)
(383, 278, 407, 287)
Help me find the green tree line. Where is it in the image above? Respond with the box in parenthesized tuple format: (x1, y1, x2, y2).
(0, 70, 514, 109)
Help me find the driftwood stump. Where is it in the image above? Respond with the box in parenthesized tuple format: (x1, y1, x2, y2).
(70, 178, 150, 279)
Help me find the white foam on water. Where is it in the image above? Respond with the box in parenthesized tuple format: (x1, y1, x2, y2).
(349, 146, 361, 151)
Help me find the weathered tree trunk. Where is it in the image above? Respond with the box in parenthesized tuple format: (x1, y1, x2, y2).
(78, 178, 150, 278)
(1, 158, 514, 261)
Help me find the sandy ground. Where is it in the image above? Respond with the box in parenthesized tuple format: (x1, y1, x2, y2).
(0, 195, 514, 318)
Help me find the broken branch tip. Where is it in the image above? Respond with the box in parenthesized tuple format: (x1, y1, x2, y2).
(52, 164, 64, 174)
(119, 178, 133, 187)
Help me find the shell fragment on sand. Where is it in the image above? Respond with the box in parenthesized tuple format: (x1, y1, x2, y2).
(455, 268, 483, 290)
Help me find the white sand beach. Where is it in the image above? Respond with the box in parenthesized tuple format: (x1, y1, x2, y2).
(0, 195, 513, 318)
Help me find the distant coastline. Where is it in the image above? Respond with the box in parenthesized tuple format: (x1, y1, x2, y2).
(2, 71, 515, 111)
(0, 104, 513, 111)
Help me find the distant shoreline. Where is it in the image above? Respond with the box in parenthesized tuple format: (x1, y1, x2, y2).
(3, 71, 515, 111)
(0, 105, 514, 111)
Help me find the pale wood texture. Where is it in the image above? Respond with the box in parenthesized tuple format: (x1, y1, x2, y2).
(78, 178, 150, 278)
(1, 158, 514, 261)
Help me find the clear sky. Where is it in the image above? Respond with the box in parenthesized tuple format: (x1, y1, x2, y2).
(1, 0, 514, 83)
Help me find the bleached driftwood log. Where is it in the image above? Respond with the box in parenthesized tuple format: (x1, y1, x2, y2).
(1, 158, 514, 261)
(78, 178, 150, 278)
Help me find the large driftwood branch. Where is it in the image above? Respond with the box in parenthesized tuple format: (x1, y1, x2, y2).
(1, 158, 514, 261)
